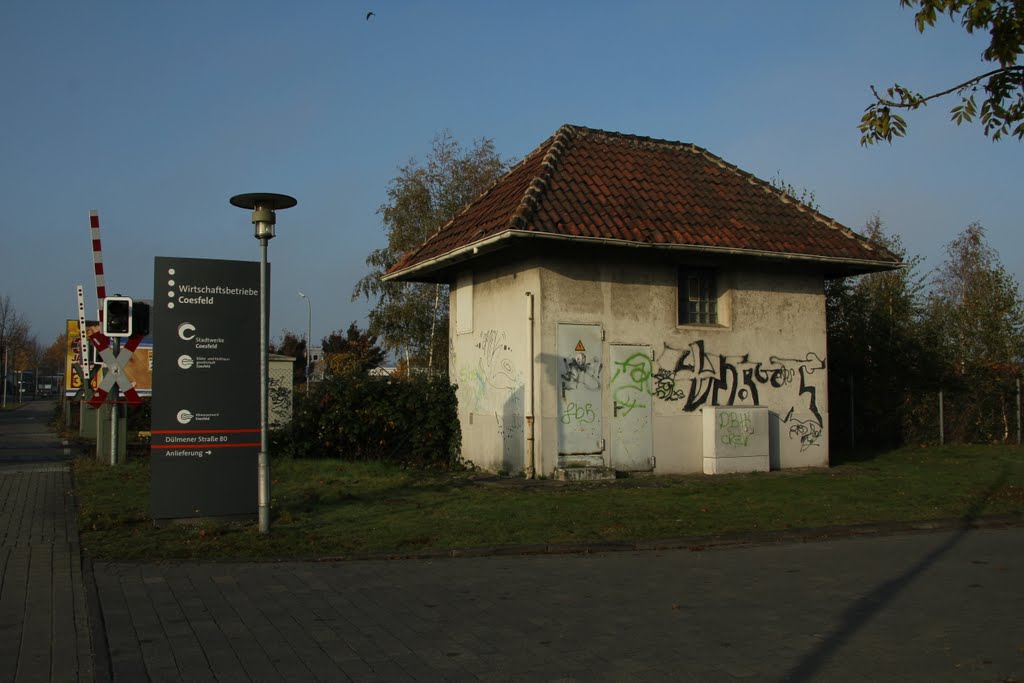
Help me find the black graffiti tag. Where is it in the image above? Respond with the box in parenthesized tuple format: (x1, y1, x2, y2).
(658, 341, 797, 411)
(653, 343, 827, 448)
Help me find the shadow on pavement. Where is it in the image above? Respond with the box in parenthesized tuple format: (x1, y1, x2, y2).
(784, 462, 1010, 681)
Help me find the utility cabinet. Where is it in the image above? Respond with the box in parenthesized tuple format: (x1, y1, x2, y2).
(702, 406, 770, 474)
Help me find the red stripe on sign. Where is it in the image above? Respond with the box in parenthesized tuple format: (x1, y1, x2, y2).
(92, 239, 102, 251)
(90, 215, 99, 228)
(94, 264, 104, 274)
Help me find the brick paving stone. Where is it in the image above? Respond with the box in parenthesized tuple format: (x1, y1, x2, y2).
(0, 451, 93, 683)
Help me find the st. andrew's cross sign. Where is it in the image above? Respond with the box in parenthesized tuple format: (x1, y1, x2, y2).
(87, 330, 143, 407)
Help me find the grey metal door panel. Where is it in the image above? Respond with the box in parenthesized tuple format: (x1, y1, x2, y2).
(609, 344, 653, 471)
(557, 323, 603, 455)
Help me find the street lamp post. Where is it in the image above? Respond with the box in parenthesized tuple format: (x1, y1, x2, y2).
(2, 346, 8, 408)
(229, 192, 297, 535)
(298, 291, 311, 389)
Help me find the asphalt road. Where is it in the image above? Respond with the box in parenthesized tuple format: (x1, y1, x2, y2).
(0, 399, 68, 460)
(93, 525, 1024, 682)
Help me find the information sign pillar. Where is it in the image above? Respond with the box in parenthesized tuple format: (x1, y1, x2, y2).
(150, 257, 264, 521)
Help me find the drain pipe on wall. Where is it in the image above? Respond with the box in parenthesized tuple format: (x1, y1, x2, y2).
(524, 291, 536, 479)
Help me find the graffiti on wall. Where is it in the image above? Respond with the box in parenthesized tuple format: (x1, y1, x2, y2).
(782, 406, 821, 451)
(459, 330, 520, 411)
(458, 330, 524, 445)
(652, 341, 826, 450)
(610, 351, 653, 417)
(497, 408, 525, 443)
(560, 346, 602, 392)
(779, 363, 825, 450)
(560, 402, 597, 424)
(718, 410, 754, 448)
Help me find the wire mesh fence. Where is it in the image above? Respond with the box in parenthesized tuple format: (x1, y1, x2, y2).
(831, 370, 1022, 451)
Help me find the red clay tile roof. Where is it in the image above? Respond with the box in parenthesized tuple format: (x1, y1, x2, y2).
(385, 125, 901, 280)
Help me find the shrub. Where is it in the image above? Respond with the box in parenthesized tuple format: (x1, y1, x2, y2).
(272, 368, 461, 467)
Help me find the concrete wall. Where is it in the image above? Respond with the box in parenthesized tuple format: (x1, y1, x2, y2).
(451, 252, 829, 476)
(450, 262, 540, 474)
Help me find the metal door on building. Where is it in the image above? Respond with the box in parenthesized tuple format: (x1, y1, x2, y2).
(557, 323, 604, 455)
(609, 344, 654, 471)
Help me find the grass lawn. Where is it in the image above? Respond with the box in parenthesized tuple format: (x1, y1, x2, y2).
(73, 445, 1024, 561)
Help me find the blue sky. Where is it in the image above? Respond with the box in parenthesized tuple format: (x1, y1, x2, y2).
(2, 1, 1019, 347)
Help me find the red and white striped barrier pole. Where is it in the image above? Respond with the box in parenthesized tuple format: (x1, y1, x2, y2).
(89, 210, 107, 323)
(89, 209, 121, 464)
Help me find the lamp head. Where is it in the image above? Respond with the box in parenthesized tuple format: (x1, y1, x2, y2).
(229, 193, 297, 241)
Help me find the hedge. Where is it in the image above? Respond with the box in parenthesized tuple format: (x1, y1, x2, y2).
(271, 369, 461, 467)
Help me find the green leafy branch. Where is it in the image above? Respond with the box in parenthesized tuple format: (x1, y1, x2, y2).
(860, 66, 1024, 144)
(859, 0, 1024, 145)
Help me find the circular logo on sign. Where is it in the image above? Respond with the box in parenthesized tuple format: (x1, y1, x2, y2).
(177, 323, 196, 341)
(177, 355, 194, 369)
(176, 410, 194, 424)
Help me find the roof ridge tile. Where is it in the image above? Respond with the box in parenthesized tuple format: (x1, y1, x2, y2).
(509, 124, 577, 231)
(389, 129, 563, 268)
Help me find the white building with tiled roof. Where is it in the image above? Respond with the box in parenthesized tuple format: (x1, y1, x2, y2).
(386, 125, 901, 478)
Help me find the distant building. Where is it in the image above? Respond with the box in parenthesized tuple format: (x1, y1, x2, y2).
(269, 354, 295, 426)
(308, 346, 324, 382)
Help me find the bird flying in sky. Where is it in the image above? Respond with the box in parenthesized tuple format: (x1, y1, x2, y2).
(366, 11, 375, 20)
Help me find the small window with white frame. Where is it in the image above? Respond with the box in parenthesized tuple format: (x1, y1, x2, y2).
(678, 267, 718, 325)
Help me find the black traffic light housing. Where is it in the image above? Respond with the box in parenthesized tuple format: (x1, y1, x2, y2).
(131, 300, 150, 337)
(102, 297, 150, 338)
(103, 296, 133, 337)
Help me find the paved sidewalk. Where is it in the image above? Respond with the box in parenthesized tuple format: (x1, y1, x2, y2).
(4, 403, 1023, 681)
(0, 402, 94, 683)
(94, 526, 1024, 682)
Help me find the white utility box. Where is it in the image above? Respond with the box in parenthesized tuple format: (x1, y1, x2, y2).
(702, 406, 770, 474)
